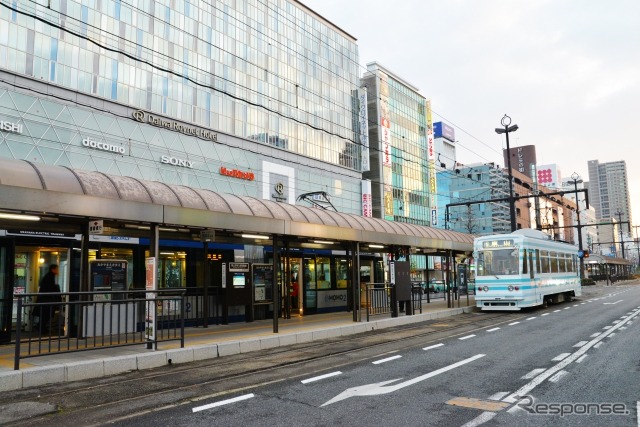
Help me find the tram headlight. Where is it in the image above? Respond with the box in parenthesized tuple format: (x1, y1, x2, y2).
(508, 285, 514, 292)
(483, 286, 489, 292)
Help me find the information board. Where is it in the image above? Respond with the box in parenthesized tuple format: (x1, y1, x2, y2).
(89, 260, 128, 300)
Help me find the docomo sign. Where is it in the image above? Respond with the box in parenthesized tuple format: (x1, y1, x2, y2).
(82, 138, 126, 154)
(219, 166, 254, 181)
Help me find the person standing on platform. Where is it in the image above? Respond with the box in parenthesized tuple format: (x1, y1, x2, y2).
(37, 264, 61, 332)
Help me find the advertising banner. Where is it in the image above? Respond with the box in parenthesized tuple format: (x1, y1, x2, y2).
(361, 180, 373, 217)
(145, 257, 157, 342)
(358, 88, 370, 172)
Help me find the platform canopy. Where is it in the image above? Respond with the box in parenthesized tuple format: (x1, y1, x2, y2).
(0, 158, 474, 251)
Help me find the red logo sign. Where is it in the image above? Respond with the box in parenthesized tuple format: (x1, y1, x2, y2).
(537, 169, 553, 183)
(220, 166, 255, 181)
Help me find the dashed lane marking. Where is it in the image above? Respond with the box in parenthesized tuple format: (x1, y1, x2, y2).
(549, 370, 569, 383)
(573, 341, 588, 347)
(486, 327, 500, 332)
(590, 333, 600, 337)
(564, 307, 571, 310)
(459, 335, 476, 340)
(594, 342, 604, 349)
(526, 317, 536, 320)
(553, 310, 562, 313)
(423, 343, 444, 351)
(192, 394, 255, 413)
(576, 355, 588, 363)
(488, 392, 510, 401)
(461, 411, 497, 427)
(542, 313, 550, 316)
(508, 322, 520, 326)
(608, 333, 616, 338)
(373, 355, 402, 365)
(301, 371, 342, 384)
(522, 368, 546, 379)
(552, 353, 571, 361)
(603, 326, 612, 329)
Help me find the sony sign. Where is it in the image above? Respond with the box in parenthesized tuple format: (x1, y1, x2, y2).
(82, 138, 126, 154)
(0, 120, 23, 134)
(161, 155, 194, 168)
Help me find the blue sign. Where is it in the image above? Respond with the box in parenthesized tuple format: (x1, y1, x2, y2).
(433, 122, 455, 142)
(578, 250, 584, 258)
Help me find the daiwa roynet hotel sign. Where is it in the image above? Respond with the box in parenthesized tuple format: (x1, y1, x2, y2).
(132, 110, 218, 142)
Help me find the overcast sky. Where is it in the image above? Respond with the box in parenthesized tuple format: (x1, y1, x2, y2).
(303, 0, 640, 229)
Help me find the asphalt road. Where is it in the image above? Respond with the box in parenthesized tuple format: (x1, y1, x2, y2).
(2, 284, 639, 427)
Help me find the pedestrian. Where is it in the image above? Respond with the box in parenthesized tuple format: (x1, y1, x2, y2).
(36, 264, 62, 332)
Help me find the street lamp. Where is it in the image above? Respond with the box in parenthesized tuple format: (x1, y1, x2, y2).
(568, 172, 585, 281)
(495, 114, 519, 232)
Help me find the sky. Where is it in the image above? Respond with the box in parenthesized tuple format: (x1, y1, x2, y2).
(302, 0, 640, 229)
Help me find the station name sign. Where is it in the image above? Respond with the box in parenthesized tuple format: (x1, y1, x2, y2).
(132, 110, 217, 142)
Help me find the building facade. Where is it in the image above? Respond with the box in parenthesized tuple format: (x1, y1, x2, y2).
(587, 160, 632, 225)
(0, 0, 364, 212)
(361, 62, 432, 225)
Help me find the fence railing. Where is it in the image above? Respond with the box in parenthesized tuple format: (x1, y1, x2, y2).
(13, 290, 185, 370)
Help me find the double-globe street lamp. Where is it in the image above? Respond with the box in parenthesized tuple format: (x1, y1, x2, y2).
(495, 114, 519, 232)
(568, 172, 585, 281)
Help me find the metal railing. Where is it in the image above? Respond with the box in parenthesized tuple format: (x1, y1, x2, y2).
(13, 290, 185, 370)
(363, 283, 391, 321)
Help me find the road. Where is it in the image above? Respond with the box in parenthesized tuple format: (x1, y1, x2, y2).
(1, 284, 639, 427)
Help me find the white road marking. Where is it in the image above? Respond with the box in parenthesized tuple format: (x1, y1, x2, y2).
(573, 341, 588, 347)
(613, 320, 621, 324)
(590, 333, 600, 337)
(301, 371, 342, 384)
(508, 322, 520, 326)
(636, 401, 639, 427)
(461, 411, 497, 427)
(522, 368, 546, 379)
(552, 353, 571, 361)
(503, 307, 640, 404)
(573, 305, 579, 307)
(526, 317, 536, 320)
(608, 333, 616, 338)
(564, 307, 571, 310)
(594, 342, 604, 349)
(373, 355, 402, 365)
(423, 343, 444, 351)
(580, 303, 586, 305)
(549, 370, 569, 383)
(486, 327, 500, 332)
(620, 326, 627, 330)
(541, 313, 550, 316)
(488, 392, 510, 401)
(192, 394, 255, 412)
(321, 354, 485, 406)
(553, 310, 561, 313)
(621, 316, 628, 319)
(576, 355, 588, 364)
(459, 334, 476, 340)
(603, 300, 623, 305)
(603, 326, 612, 329)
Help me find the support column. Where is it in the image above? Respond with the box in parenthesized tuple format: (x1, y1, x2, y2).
(272, 235, 279, 333)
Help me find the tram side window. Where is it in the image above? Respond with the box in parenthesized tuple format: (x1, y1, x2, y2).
(550, 252, 559, 273)
(540, 250, 550, 273)
(570, 255, 576, 273)
(558, 254, 566, 272)
(535, 249, 541, 274)
(522, 249, 528, 274)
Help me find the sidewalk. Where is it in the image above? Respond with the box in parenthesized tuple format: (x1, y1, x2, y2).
(0, 296, 476, 392)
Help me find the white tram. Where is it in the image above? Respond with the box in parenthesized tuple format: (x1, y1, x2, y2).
(474, 229, 581, 311)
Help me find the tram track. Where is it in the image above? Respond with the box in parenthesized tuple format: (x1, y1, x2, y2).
(2, 310, 535, 426)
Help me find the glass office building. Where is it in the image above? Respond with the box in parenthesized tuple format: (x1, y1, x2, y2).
(0, 0, 363, 212)
(361, 62, 431, 225)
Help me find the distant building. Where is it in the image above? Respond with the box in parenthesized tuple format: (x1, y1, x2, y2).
(361, 62, 432, 225)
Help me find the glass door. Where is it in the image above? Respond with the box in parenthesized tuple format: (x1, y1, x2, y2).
(302, 258, 317, 314)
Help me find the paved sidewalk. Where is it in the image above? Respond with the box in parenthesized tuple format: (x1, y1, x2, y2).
(0, 296, 476, 391)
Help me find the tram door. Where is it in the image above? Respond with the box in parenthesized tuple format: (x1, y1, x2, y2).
(0, 241, 14, 344)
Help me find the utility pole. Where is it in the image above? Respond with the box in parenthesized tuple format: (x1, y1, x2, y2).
(568, 173, 584, 281)
(616, 210, 626, 259)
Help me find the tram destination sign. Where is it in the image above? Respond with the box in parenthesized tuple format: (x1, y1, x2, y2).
(482, 239, 515, 248)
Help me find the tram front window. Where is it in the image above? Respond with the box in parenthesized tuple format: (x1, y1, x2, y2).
(477, 249, 519, 276)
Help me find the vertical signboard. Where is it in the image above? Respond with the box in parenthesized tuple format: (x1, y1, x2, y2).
(379, 71, 394, 220)
(362, 180, 373, 217)
(426, 100, 437, 226)
(358, 87, 370, 172)
(145, 257, 156, 342)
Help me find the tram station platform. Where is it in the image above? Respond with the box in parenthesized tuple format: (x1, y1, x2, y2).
(0, 296, 476, 391)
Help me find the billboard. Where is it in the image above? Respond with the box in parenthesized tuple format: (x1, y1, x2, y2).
(427, 101, 437, 226)
(433, 121, 455, 142)
(536, 164, 562, 189)
(358, 87, 370, 172)
(503, 145, 537, 178)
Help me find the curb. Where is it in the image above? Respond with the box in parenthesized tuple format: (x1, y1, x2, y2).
(0, 306, 476, 391)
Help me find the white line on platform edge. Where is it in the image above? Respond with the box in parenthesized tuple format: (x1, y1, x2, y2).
(192, 394, 255, 412)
